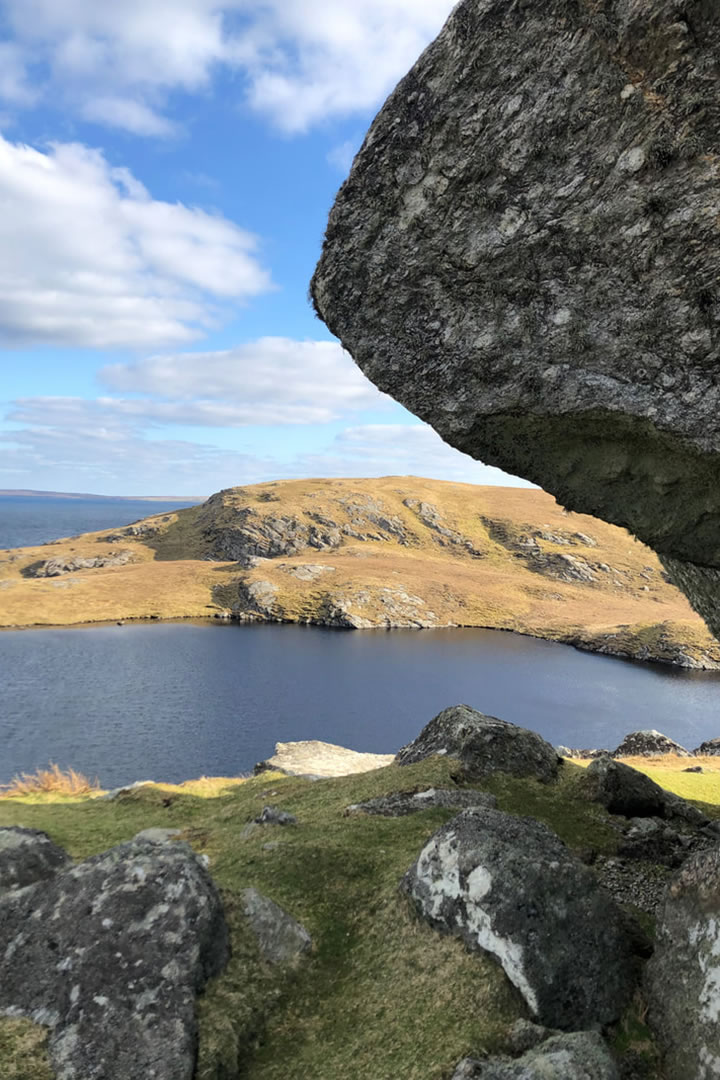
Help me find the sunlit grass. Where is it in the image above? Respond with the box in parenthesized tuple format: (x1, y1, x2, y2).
(0, 763, 100, 799)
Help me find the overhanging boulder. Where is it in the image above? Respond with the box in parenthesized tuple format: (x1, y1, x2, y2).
(311, 0, 720, 637)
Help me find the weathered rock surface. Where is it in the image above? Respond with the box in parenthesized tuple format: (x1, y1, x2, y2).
(695, 737, 720, 755)
(395, 705, 560, 782)
(311, 0, 720, 638)
(0, 837, 229, 1080)
(26, 551, 133, 577)
(254, 740, 394, 779)
(0, 827, 70, 893)
(584, 755, 712, 832)
(242, 887, 312, 967)
(612, 730, 692, 758)
(345, 787, 497, 817)
(255, 806, 297, 827)
(584, 756, 674, 817)
(402, 807, 634, 1030)
(646, 849, 720, 1078)
(451, 1030, 619, 1079)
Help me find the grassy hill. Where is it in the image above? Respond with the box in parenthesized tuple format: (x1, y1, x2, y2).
(1, 475, 717, 668)
(2, 752, 720, 1078)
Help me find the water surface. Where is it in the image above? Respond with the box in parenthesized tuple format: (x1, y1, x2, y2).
(2, 622, 719, 788)
(0, 496, 199, 550)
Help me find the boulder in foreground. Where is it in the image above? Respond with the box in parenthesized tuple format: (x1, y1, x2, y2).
(0, 837, 229, 1080)
(395, 705, 560, 783)
(451, 1030, 619, 1079)
(646, 849, 720, 1079)
(402, 807, 634, 1030)
(311, 0, 720, 638)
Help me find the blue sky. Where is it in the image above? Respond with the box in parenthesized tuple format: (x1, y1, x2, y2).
(0, 0, 531, 496)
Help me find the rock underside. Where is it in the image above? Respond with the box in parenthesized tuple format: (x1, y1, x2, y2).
(311, 0, 720, 638)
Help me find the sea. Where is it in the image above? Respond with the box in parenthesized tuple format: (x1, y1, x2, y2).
(1, 495, 719, 788)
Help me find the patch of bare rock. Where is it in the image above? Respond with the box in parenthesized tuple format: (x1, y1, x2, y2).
(452, 1029, 619, 1080)
(254, 739, 394, 779)
(25, 551, 134, 577)
(345, 787, 497, 817)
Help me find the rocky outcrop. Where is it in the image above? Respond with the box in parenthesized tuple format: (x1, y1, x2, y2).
(255, 806, 297, 827)
(0, 836, 229, 1080)
(311, 0, 720, 639)
(345, 787, 497, 817)
(395, 705, 560, 783)
(695, 737, 720, 755)
(0, 827, 70, 893)
(646, 849, 720, 1079)
(26, 551, 133, 577)
(254, 740, 394, 779)
(402, 807, 634, 1030)
(242, 888, 312, 967)
(612, 729, 693, 758)
(451, 1030, 619, 1079)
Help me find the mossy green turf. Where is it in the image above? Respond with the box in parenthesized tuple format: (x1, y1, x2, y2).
(1, 759, 719, 1080)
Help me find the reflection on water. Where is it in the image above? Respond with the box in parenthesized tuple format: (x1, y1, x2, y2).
(1, 622, 719, 787)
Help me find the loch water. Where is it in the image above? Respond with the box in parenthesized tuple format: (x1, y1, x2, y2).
(2, 621, 720, 788)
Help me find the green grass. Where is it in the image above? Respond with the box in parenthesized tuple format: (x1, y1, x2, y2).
(1, 757, 715, 1079)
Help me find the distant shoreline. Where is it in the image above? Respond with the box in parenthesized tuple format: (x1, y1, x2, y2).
(0, 490, 206, 502)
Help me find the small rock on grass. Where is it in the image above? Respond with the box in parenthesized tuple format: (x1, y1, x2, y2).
(451, 1030, 619, 1078)
(255, 806, 297, 826)
(345, 788, 497, 817)
(242, 887, 312, 967)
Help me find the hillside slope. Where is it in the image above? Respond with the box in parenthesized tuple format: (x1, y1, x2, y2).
(1, 476, 718, 668)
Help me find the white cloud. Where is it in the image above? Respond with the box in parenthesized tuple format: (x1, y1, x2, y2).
(99, 338, 390, 422)
(327, 139, 358, 175)
(299, 424, 534, 487)
(81, 96, 180, 137)
(0, 42, 37, 105)
(0, 0, 456, 134)
(0, 133, 273, 347)
(1, 410, 530, 497)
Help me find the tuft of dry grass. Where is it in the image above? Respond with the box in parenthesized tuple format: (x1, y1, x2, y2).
(0, 763, 100, 799)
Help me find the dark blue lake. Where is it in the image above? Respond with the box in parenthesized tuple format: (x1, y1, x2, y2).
(0, 496, 200, 550)
(1, 622, 719, 788)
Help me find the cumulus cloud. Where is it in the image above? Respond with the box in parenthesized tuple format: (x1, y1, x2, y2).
(298, 425, 534, 487)
(81, 96, 180, 137)
(0, 133, 273, 347)
(0, 0, 455, 134)
(1, 410, 529, 497)
(98, 338, 390, 422)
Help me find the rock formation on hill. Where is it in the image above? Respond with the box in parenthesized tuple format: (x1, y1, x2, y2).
(311, 0, 720, 639)
(4, 477, 718, 668)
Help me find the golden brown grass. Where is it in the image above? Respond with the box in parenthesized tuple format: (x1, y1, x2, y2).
(0, 476, 717, 667)
(0, 763, 100, 799)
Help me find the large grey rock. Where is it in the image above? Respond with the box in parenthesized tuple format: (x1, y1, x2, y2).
(583, 756, 668, 817)
(583, 755, 709, 825)
(646, 849, 720, 1079)
(395, 705, 560, 782)
(402, 807, 634, 1030)
(612, 730, 692, 758)
(242, 887, 312, 967)
(0, 827, 71, 893)
(311, 0, 720, 638)
(451, 1031, 619, 1079)
(0, 838, 229, 1080)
